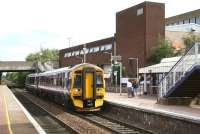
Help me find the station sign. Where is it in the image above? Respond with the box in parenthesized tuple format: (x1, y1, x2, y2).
(112, 55, 121, 61)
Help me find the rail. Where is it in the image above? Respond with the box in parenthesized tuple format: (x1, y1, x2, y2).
(159, 42, 200, 97)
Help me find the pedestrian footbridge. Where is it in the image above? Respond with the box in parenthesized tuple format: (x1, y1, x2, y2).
(0, 61, 36, 84)
(158, 42, 200, 105)
(0, 61, 35, 72)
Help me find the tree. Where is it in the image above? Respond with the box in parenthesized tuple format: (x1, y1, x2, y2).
(149, 36, 176, 64)
(5, 48, 59, 86)
(182, 33, 200, 52)
(26, 48, 59, 62)
(6, 72, 30, 87)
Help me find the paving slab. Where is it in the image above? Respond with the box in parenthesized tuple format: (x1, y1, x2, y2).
(105, 93, 200, 121)
(0, 85, 42, 134)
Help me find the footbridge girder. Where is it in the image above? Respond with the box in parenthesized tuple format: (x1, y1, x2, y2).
(0, 61, 36, 84)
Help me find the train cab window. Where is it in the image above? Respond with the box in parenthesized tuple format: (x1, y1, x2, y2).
(74, 75, 82, 88)
(96, 75, 103, 88)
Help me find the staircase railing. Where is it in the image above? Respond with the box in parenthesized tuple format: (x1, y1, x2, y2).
(159, 42, 200, 97)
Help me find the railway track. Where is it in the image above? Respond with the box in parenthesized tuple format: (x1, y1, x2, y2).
(12, 88, 111, 134)
(13, 88, 152, 134)
(75, 113, 152, 134)
(13, 89, 77, 134)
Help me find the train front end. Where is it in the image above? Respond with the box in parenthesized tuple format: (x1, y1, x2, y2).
(70, 64, 105, 111)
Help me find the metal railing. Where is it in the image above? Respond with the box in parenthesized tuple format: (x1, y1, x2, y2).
(159, 42, 200, 97)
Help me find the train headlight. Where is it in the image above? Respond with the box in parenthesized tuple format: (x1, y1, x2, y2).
(73, 88, 82, 96)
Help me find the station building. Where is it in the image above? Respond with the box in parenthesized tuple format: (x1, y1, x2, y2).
(59, 1, 165, 77)
(59, 1, 200, 77)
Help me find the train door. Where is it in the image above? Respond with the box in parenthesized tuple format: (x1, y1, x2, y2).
(85, 72, 93, 99)
(83, 68, 96, 101)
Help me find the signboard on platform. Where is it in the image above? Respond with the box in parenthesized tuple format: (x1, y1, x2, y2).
(112, 56, 121, 61)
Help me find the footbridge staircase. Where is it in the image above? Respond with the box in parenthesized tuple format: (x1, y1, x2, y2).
(158, 42, 200, 105)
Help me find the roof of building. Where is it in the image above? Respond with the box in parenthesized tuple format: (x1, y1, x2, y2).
(139, 56, 181, 74)
(139, 54, 200, 74)
(59, 37, 114, 52)
(165, 9, 200, 24)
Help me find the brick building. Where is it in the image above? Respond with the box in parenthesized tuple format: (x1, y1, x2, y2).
(59, 1, 165, 77)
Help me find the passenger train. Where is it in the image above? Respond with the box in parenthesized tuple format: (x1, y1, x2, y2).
(25, 63, 105, 111)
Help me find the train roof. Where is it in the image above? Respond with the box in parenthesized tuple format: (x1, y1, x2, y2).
(38, 67, 70, 76)
(27, 73, 38, 77)
(28, 63, 103, 77)
(27, 63, 103, 77)
(70, 63, 103, 71)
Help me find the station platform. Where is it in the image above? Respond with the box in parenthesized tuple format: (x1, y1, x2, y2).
(0, 85, 44, 134)
(105, 92, 200, 121)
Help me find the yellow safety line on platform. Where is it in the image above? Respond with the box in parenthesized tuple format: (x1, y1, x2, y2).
(3, 96, 13, 134)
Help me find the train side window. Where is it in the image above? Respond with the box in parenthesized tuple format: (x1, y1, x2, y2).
(74, 75, 82, 88)
(66, 79, 71, 89)
(96, 75, 103, 88)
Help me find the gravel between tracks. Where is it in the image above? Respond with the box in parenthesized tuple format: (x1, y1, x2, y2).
(18, 89, 111, 134)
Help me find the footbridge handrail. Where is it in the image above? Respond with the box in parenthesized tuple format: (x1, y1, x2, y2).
(159, 42, 200, 97)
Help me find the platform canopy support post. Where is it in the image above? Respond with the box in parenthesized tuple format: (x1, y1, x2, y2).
(144, 73, 147, 94)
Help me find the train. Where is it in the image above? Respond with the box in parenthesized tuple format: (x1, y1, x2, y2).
(25, 63, 106, 111)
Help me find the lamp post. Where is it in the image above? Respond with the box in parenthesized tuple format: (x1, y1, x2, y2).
(83, 44, 87, 63)
(128, 57, 139, 82)
(104, 52, 113, 84)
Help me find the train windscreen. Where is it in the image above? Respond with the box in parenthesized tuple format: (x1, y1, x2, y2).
(74, 75, 82, 88)
(96, 75, 103, 88)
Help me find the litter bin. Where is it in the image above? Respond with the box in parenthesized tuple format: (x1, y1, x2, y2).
(127, 87, 133, 98)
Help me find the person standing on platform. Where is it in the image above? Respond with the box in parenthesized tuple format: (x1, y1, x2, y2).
(139, 74, 144, 95)
(132, 79, 138, 96)
(127, 79, 134, 98)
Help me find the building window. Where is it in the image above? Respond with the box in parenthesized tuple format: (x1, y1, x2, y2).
(69, 52, 72, 57)
(100, 46, 105, 51)
(179, 21, 184, 24)
(190, 17, 195, 23)
(104, 44, 112, 50)
(196, 16, 200, 24)
(74, 51, 79, 56)
(93, 47, 100, 52)
(80, 50, 84, 55)
(71, 52, 75, 56)
(85, 48, 89, 54)
(89, 48, 94, 53)
(137, 8, 143, 16)
(184, 19, 189, 24)
(64, 52, 71, 57)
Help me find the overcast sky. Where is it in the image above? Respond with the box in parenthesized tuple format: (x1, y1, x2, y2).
(0, 0, 199, 61)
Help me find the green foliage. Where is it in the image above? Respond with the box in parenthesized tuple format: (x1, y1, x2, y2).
(150, 36, 176, 64)
(6, 72, 30, 86)
(26, 48, 59, 62)
(182, 33, 200, 52)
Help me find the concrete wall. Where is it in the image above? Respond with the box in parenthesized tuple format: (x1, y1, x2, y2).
(102, 101, 200, 134)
